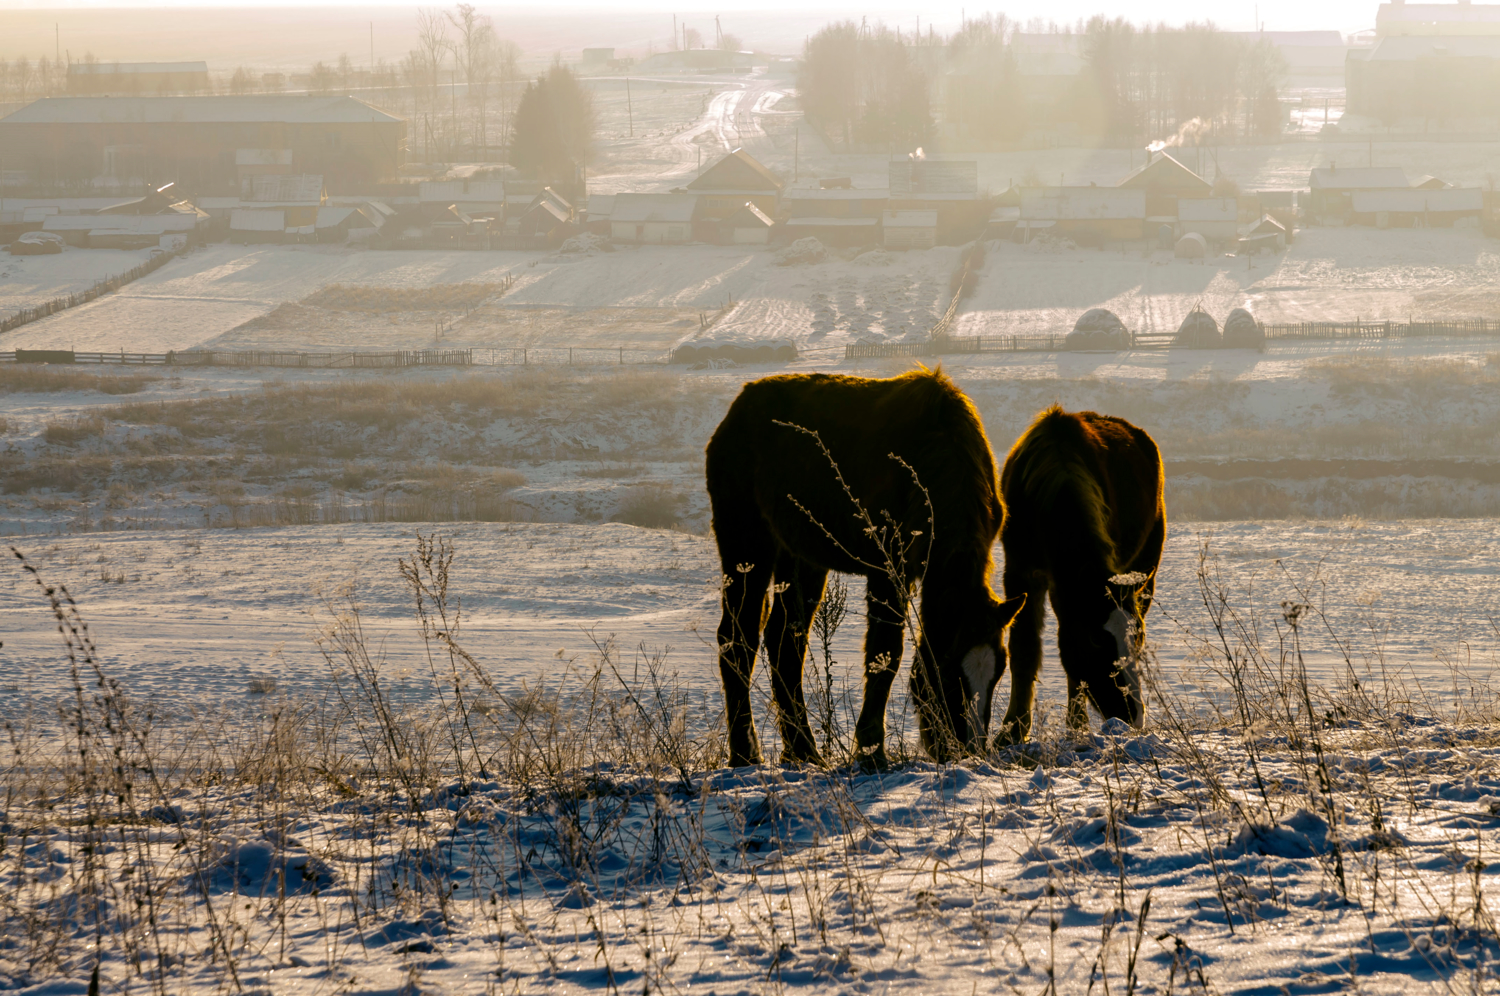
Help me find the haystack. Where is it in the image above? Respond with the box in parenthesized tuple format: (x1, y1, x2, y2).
(1174, 232, 1208, 258)
(1175, 308, 1221, 348)
(1065, 308, 1130, 350)
(1222, 307, 1264, 349)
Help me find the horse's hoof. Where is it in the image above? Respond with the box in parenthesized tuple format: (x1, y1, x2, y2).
(727, 750, 765, 768)
(779, 748, 826, 768)
(991, 727, 1027, 749)
(856, 747, 890, 773)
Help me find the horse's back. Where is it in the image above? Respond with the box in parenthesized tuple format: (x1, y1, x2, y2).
(707, 369, 1000, 572)
(1001, 406, 1164, 576)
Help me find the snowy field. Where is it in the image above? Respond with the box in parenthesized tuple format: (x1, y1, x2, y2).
(4, 518, 1500, 994)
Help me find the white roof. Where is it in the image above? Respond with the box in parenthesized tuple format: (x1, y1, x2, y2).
(889, 160, 978, 197)
(585, 194, 615, 219)
(1378, 2, 1500, 26)
(1309, 166, 1410, 189)
(419, 180, 505, 203)
(42, 214, 196, 232)
(230, 209, 286, 232)
(0, 95, 402, 126)
(1351, 187, 1483, 212)
(68, 62, 207, 75)
(610, 193, 698, 224)
(1021, 187, 1146, 221)
(1177, 197, 1239, 222)
(882, 210, 938, 228)
(196, 197, 242, 210)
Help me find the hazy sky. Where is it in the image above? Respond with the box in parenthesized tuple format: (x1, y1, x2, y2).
(0, 2, 1381, 35)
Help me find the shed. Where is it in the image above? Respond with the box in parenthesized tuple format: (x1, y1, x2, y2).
(43, 212, 200, 248)
(1019, 187, 1146, 245)
(1349, 187, 1483, 227)
(882, 210, 938, 250)
(1247, 214, 1289, 248)
(1177, 197, 1239, 243)
(610, 193, 699, 244)
(313, 205, 380, 243)
(888, 159, 982, 243)
(781, 216, 880, 247)
(721, 202, 774, 244)
(1307, 166, 1410, 221)
(584, 194, 615, 235)
(229, 208, 286, 244)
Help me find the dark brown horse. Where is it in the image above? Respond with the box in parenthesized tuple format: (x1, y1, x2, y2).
(995, 406, 1165, 744)
(705, 368, 1025, 769)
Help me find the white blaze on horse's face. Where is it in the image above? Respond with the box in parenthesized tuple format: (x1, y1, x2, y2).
(960, 644, 998, 743)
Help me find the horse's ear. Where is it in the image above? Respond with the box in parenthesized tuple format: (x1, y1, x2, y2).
(990, 593, 1027, 631)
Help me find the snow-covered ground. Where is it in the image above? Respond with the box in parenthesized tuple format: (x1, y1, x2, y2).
(4, 518, 1500, 994)
(0, 245, 156, 323)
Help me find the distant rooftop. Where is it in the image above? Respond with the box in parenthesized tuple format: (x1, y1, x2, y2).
(0, 95, 402, 126)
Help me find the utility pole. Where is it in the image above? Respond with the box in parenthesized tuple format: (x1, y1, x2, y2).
(370, 22, 374, 72)
(794, 127, 798, 181)
(451, 46, 459, 161)
(673, 14, 677, 50)
(626, 77, 633, 136)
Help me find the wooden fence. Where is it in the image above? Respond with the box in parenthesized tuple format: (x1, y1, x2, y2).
(845, 316, 1500, 360)
(0, 345, 669, 369)
(0, 248, 183, 335)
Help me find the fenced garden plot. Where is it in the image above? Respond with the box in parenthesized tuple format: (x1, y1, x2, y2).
(0, 246, 183, 334)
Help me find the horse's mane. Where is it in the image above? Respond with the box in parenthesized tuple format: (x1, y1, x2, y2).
(1006, 405, 1119, 571)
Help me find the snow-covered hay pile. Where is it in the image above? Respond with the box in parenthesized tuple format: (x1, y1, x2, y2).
(1175, 307, 1221, 347)
(774, 236, 828, 266)
(1223, 306, 1265, 349)
(1065, 307, 1131, 350)
(4, 535, 1500, 993)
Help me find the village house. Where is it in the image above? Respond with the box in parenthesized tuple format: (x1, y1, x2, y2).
(686, 149, 783, 225)
(1349, 186, 1483, 226)
(1018, 187, 1147, 246)
(418, 179, 506, 220)
(0, 95, 405, 194)
(1177, 197, 1240, 244)
(720, 202, 775, 244)
(1308, 165, 1412, 222)
(1117, 152, 1212, 225)
(609, 193, 700, 244)
(781, 184, 888, 246)
(888, 159, 983, 243)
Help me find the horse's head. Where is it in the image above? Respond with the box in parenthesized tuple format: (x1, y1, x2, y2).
(1072, 572, 1152, 729)
(917, 592, 1027, 757)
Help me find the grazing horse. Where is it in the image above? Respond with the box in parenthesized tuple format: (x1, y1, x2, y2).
(705, 368, 1026, 768)
(995, 406, 1165, 744)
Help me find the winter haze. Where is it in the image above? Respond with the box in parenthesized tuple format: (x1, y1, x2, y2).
(2, 0, 1500, 993)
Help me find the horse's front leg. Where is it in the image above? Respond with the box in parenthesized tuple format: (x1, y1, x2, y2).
(853, 575, 907, 771)
(764, 553, 827, 766)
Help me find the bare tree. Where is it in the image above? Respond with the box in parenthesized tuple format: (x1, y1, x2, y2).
(229, 67, 254, 95)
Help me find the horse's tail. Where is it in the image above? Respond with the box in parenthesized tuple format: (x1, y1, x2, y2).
(1003, 405, 1119, 572)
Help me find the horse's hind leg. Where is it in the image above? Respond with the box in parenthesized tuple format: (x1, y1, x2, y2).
(854, 574, 908, 771)
(995, 572, 1047, 746)
(763, 551, 827, 766)
(714, 524, 774, 768)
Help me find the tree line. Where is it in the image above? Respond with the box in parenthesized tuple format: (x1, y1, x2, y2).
(799, 14, 1288, 152)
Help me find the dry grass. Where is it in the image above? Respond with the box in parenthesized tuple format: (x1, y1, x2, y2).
(0, 365, 160, 395)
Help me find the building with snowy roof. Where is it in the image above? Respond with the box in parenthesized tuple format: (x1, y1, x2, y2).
(609, 193, 700, 244)
(0, 96, 405, 193)
(687, 149, 783, 221)
(1019, 187, 1147, 245)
